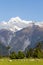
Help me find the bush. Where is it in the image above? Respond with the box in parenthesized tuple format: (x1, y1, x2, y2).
(17, 51, 25, 59)
(26, 48, 33, 58)
(10, 52, 17, 59)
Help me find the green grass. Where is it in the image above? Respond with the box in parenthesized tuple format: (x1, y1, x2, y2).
(0, 58, 43, 65)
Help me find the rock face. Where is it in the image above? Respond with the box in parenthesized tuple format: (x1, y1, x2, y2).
(9, 24, 43, 52)
(0, 23, 43, 55)
(0, 17, 43, 55)
(0, 43, 8, 56)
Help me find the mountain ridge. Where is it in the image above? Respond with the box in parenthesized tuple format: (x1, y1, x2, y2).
(0, 17, 43, 32)
(0, 17, 43, 55)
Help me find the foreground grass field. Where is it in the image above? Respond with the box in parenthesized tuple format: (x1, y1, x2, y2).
(0, 58, 43, 65)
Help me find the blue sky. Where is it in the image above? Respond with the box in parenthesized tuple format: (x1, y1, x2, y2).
(0, 0, 43, 21)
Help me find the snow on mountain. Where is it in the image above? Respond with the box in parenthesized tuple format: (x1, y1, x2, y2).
(0, 17, 43, 32)
(0, 17, 32, 32)
(0, 17, 43, 53)
(35, 22, 43, 27)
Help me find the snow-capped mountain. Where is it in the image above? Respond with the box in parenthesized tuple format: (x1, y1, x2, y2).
(0, 17, 43, 32)
(0, 24, 43, 53)
(0, 17, 43, 55)
(0, 17, 32, 32)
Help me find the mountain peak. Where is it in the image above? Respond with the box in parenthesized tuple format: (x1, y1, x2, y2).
(14, 16, 21, 21)
(9, 17, 22, 22)
(0, 17, 43, 32)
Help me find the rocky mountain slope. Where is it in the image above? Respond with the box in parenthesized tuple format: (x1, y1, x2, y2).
(0, 17, 43, 55)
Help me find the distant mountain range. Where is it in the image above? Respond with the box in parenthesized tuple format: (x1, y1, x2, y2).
(0, 17, 43, 55)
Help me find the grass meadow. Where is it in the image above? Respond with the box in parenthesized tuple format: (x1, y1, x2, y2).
(0, 58, 43, 65)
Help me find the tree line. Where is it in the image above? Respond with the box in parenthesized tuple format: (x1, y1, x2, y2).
(0, 42, 43, 59)
(9, 42, 43, 59)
